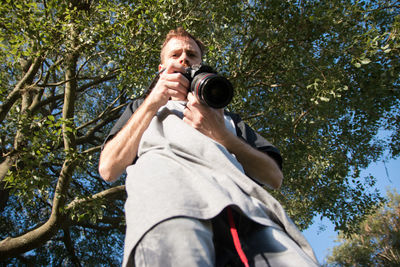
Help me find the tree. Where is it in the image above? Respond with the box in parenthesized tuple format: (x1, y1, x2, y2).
(0, 0, 399, 265)
(326, 190, 400, 266)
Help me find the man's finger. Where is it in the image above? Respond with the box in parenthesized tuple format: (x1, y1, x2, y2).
(186, 92, 202, 108)
(165, 62, 186, 74)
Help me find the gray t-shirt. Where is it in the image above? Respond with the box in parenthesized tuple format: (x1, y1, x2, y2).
(104, 99, 283, 182)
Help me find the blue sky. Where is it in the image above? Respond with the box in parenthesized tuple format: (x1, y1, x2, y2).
(302, 156, 400, 264)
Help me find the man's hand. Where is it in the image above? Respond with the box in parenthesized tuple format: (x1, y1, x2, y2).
(183, 92, 229, 143)
(148, 62, 189, 109)
(183, 92, 283, 189)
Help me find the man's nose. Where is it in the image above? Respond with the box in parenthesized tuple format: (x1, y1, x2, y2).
(179, 54, 189, 67)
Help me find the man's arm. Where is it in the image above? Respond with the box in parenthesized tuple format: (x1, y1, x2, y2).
(216, 133, 283, 189)
(99, 98, 160, 182)
(99, 63, 189, 182)
(183, 93, 283, 189)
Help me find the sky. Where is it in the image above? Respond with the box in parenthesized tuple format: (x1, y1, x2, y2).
(302, 155, 400, 265)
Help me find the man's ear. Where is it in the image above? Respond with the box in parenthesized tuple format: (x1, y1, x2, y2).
(158, 64, 164, 72)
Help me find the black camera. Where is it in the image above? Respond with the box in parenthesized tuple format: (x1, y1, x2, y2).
(147, 64, 234, 109)
(183, 64, 234, 109)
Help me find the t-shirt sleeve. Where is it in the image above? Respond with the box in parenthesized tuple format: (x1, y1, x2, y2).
(227, 111, 283, 170)
(101, 98, 144, 149)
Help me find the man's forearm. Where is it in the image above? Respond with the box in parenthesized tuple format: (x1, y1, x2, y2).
(98, 98, 160, 182)
(182, 93, 282, 188)
(218, 132, 283, 189)
(99, 61, 193, 182)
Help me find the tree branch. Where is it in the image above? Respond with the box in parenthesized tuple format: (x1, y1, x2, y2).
(0, 208, 67, 259)
(77, 70, 119, 92)
(76, 92, 128, 132)
(62, 227, 82, 267)
(0, 22, 82, 261)
(71, 216, 125, 232)
(66, 185, 126, 211)
(0, 56, 42, 123)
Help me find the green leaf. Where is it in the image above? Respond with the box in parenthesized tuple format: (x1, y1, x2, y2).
(360, 58, 371, 65)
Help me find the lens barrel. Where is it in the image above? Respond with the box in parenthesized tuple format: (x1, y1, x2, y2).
(191, 73, 234, 109)
(185, 65, 234, 109)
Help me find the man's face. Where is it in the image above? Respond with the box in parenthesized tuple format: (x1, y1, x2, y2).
(159, 37, 202, 71)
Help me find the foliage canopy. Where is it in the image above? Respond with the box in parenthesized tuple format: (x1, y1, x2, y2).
(0, 0, 399, 265)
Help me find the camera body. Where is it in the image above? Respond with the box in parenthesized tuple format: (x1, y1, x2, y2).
(183, 64, 234, 109)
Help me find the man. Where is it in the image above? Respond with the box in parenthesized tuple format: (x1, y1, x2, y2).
(99, 28, 318, 267)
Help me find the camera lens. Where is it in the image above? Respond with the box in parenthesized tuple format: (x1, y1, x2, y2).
(191, 73, 234, 109)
